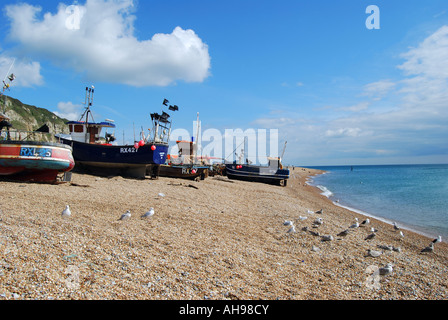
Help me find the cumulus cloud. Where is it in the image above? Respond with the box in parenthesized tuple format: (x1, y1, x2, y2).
(4, 0, 211, 87)
(53, 101, 83, 120)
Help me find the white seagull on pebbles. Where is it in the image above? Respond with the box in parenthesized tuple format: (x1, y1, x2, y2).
(141, 207, 155, 219)
(420, 242, 434, 253)
(119, 210, 131, 221)
(432, 235, 442, 244)
(287, 225, 296, 234)
(321, 235, 334, 242)
(61, 205, 71, 218)
(349, 218, 359, 228)
(283, 220, 294, 226)
(360, 218, 370, 226)
(379, 263, 393, 276)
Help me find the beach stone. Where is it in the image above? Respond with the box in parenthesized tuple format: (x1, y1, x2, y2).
(0, 171, 446, 300)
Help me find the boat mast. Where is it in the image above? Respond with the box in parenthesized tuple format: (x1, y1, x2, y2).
(78, 86, 95, 143)
(280, 141, 287, 160)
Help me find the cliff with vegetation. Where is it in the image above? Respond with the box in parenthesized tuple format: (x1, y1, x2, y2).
(1, 95, 69, 135)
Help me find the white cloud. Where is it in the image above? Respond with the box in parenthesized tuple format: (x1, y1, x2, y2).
(53, 101, 83, 120)
(398, 25, 448, 79)
(362, 80, 396, 100)
(4, 0, 211, 87)
(325, 127, 362, 138)
(339, 102, 370, 112)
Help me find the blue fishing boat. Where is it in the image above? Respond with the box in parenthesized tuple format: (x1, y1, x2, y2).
(56, 87, 177, 178)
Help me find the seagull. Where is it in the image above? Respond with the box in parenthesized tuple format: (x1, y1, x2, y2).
(321, 235, 334, 241)
(119, 210, 131, 221)
(61, 205, 71, 218)
(367, 249, 382, 257)
(432, 235, 442, 244)
(399, 231, 404, 240)
(360, 218, 370, 226)
(370, 226, 378, 233)
(349, 218, 359, 229)
(393, 222, 400, 231)
(283, 220, 294, 226)
(379, 263, 393, 276)
(141, 207, 155, 219)
(315, 209, 323, 214)
(307, 209, 314, 214)
(297, 216, 308, 221)
(420, 242, 434, 253)
(313, 217, 323, 226)
(364, 233, 376, 240)
(287, 225, 296, 234)
(337, 229, 350, 237)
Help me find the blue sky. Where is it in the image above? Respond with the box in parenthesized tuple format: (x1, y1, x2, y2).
(1, 0, 448, 166)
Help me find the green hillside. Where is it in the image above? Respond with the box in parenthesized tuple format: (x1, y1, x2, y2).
(1, 94, 69, 134)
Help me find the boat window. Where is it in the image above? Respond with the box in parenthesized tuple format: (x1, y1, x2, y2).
(74, 125, 84, 133)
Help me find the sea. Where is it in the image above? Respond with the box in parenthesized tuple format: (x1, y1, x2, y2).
(305, 164, 448, 240)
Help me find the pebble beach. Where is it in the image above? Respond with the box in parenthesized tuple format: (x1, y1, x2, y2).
(0, 168, 447, 300)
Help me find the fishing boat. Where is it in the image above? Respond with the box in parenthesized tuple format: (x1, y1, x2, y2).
(159, 140, 210, 181)
(56, 87, 177, 178)
(224, 141, 290, 186)
(225, 157, 290, 186)
(0, 74, 74, 183)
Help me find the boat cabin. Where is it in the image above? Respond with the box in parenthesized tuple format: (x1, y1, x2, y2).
(267, 157, 284, 169)
(66, 121, 116, 144)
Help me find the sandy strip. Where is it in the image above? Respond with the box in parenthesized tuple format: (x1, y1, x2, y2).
(0, 168, 447, 300)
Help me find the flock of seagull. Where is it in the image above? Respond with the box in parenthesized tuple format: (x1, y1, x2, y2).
(60, 203, 442, 279)
(61, 205, 155, 221)
(283, 208, 443, 276)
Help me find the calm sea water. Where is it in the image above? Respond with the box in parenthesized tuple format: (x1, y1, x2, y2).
(306, 164, 448, 239)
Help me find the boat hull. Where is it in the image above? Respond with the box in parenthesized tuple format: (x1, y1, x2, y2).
(225, 163, 290, 186)
(0, 141, 75, 182)
(158, 164, 209, 181)
(59, 138, 168, 178)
